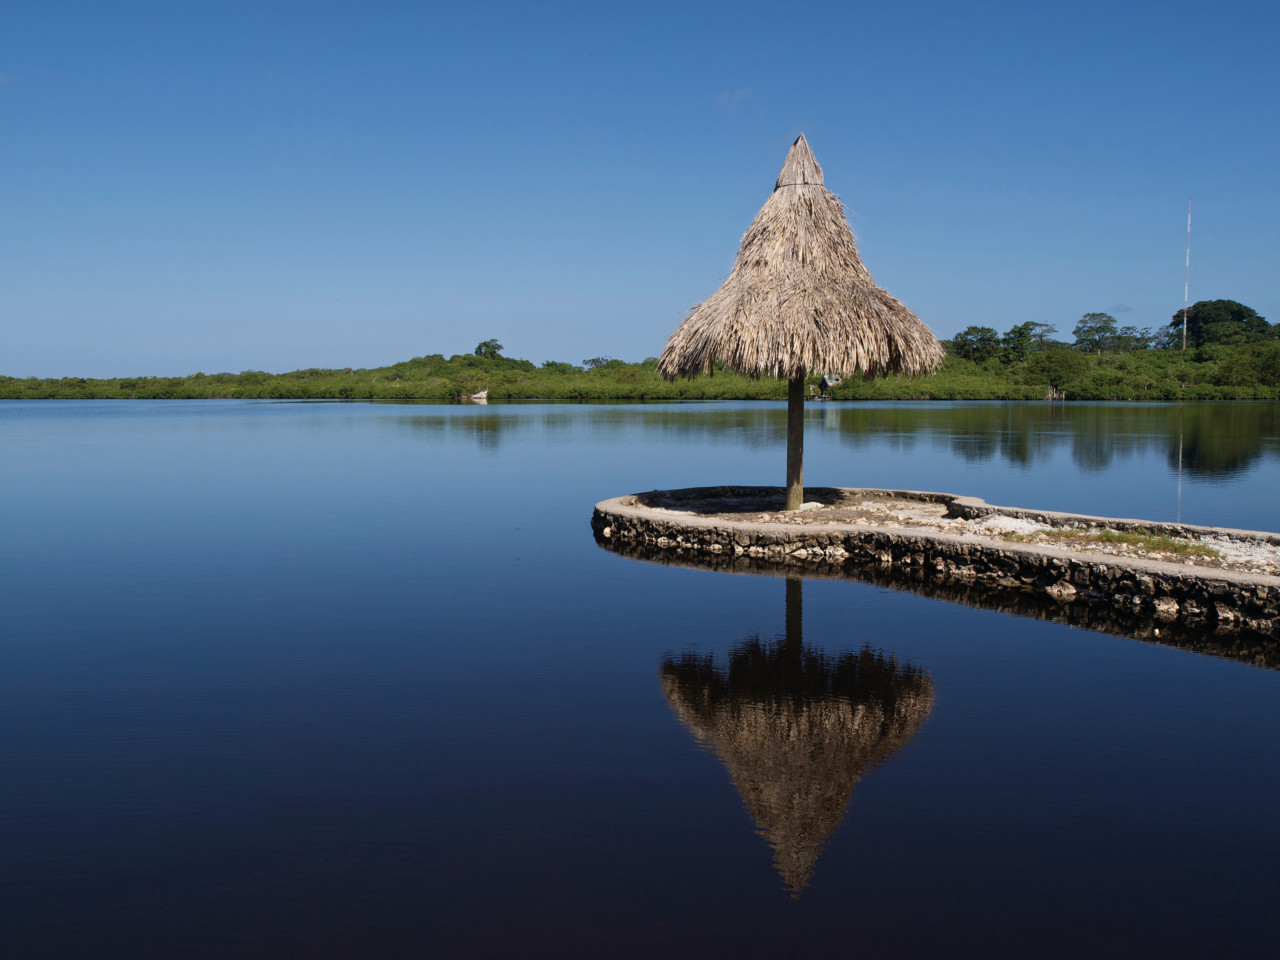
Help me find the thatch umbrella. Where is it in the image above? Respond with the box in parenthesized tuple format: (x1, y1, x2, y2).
(660, 579, 935, 895)
(659, 134, 944, 509)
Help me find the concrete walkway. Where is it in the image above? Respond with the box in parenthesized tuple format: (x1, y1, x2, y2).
(593, 486, 1280, 638)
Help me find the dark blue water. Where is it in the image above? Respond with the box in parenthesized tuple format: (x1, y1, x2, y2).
(2, 400, 1279, 959)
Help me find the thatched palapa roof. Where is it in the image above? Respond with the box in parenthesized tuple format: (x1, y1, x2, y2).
(658, 134, 943, 381)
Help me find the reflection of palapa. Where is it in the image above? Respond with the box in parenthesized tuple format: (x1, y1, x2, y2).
(660, 582, 934, 895)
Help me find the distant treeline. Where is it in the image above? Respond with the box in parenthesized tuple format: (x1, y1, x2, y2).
(5, 343, 1278, 401)
(377, 403, 1280, 481)
(4, 303, 1279, 402)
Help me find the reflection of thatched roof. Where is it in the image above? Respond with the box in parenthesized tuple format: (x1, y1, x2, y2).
(658, 134, 943, 382)
(661, 639, 934, 894)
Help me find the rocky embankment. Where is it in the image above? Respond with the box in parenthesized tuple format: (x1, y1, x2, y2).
(592, 487, 1280, 638)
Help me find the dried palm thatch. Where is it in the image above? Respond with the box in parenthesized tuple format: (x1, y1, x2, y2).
(659, 134, 942, 381)
(661, 642, 934, 895)
(658, 134, 943, 508)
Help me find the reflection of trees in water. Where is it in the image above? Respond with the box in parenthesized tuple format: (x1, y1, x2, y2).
(834, 403, 1278, 480)
(834, 403, 1073, 466)
(660, 580, 934, 895)
(384, 402, 1280, 480)
(1167, 405, 1279, 479)
(1065, 405, 1152, 473)
(938, 403, 1066, 466)
(394, 413, 523, 452)
(950, 431, 999, 463)
(392, 406, 788, 452)
(455, 414, 508, 451)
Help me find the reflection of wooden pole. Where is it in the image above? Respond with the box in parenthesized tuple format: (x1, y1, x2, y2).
(785, 577, 803, 649)
(1177, 414, 1184, 524)
(786, 377, 805, 510)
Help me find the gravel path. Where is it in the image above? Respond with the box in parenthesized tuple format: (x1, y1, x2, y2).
(646, 490, 1280, 577)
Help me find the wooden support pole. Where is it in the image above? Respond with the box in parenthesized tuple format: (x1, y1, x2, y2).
(786, 376, 804, 510)
(784, 577, 803, 650)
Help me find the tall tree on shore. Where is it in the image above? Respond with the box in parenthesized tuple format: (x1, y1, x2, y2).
(1000, 322, 1039, 363)
(1029, 322, 1058, 347)
(951, 326, 1001, 362)
(1073, 313, 1118, 355)
(1168, 300, 1272, 348)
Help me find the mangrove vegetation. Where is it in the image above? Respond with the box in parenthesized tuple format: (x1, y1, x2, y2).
(4, 303, 1278, 402)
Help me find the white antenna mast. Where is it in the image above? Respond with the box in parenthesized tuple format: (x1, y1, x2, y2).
(1182, 197, 1191, 350)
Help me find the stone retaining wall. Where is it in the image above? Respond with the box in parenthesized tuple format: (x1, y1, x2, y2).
(592, 487, 1280, 635)
(595, 538, 1280, 671)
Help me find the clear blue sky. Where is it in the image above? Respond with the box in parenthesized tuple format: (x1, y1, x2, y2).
(3, 0, 1277, 377)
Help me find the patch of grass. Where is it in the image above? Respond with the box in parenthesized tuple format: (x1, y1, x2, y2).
(1001, 527, 1220, 558)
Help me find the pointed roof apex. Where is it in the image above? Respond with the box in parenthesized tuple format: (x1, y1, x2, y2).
(659, 131, 943, 383)
(775, 133, 823, 189)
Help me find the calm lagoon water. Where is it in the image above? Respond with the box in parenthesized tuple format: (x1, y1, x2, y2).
(2, 400, 1279, 958)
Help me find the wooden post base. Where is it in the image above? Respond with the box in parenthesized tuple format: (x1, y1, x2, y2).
(786, 377, 804, 510)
